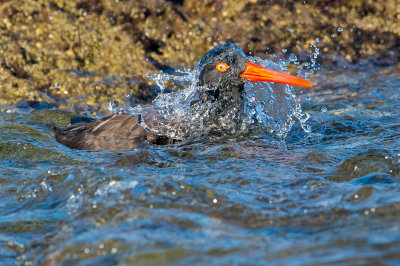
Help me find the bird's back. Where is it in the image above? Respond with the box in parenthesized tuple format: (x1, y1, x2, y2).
(56, 113, 174, 151)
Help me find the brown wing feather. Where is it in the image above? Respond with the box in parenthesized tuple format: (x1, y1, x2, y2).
(56, 113, 175, 151)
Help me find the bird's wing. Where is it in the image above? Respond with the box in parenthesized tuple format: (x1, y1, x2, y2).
(56, 113, 173, 151)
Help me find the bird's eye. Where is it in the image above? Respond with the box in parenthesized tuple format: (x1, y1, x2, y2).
(216, 62, 230, 72)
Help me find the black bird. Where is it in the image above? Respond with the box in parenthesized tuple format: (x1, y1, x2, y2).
(56, 43, 311, 151)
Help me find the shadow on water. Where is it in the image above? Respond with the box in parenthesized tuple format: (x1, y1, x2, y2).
(0, 64, 400, 265)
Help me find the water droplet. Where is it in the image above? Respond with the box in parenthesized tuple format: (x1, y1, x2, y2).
(107, 100, 120, 112)
(289, 54, 297, 62)
(331, 34, 336, 38)
(337, 27, 343, 32)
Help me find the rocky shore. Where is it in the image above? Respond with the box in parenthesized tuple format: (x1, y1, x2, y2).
(0, 0, 399, 110)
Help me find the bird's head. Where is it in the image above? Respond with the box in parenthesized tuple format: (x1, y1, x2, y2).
(196, 43, 311, 97)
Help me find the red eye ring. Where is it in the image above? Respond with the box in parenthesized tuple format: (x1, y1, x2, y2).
(216, 62, 230, 72)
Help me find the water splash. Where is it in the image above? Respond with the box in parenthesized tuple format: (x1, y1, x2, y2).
(148, 68, 193, 93)
(303, 38, 320, 78)
(244, 56, 311, 137)
(107, 100, 120, 113)
(128, 72, 211, 140)
(124, 45, 319, 141)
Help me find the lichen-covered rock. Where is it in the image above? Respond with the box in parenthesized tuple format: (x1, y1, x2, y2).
(0, 0, 398, 110)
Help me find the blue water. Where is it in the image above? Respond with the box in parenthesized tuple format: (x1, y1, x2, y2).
(1, 64, 400, 265)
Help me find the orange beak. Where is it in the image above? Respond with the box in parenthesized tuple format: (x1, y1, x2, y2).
(240, 62, 312, 87)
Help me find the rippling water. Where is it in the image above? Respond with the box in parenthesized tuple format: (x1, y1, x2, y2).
(1, 64, 400, 265)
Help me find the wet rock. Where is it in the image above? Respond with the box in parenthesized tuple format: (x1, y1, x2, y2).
(16, 100, 57, 110)
(0, 0, 398, 109)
